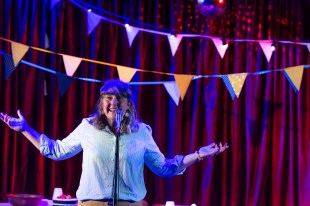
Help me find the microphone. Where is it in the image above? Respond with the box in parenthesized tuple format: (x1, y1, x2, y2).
(115, 109, 122, 134)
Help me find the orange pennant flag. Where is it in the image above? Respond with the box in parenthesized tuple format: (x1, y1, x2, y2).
(228, 73, 248, 98)
(117, 66, 137, 83)
(283, 65, 304, 92)
(11, 41, 29, 67)
(62, 54, 82, 76)
(174, 74, 194, 100)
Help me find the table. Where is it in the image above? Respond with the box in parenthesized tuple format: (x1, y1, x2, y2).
(0, 199, 52, 206)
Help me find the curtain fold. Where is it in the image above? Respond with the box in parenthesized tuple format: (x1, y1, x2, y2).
(1, 0, 310, 205)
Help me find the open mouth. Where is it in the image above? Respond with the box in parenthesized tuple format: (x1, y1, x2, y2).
(109, 107, 118, 112)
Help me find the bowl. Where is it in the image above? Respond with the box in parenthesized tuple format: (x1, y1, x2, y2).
(7, 194, 43, 206)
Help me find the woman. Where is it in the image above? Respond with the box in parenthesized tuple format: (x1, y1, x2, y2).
(0, 79, 229, 206)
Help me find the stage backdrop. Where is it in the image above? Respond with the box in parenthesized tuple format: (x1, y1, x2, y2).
(1, 0, 310, 205)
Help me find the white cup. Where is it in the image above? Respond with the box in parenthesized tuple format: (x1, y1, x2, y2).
(165, 201, 175, 206)
(52, 187, 63, 199)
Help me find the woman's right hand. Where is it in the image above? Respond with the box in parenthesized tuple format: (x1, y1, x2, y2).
(0, 110, 28, 132)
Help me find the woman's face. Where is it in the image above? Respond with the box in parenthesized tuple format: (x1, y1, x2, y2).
(102, 94, 130, 126)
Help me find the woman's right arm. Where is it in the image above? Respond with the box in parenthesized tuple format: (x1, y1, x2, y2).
(0, 109, 41, 150)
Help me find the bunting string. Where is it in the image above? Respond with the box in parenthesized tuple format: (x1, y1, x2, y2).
(66, 0, 310, 61)
(68, 0, 310, 49)
(1, 42, 309, 105)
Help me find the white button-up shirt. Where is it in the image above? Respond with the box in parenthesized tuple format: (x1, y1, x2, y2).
(40, 118, 184, 202)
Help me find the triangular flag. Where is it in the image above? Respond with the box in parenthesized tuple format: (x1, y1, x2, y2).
(116, 66, 137, 83)
(167, 34, 183, 56)
(222, 75, 236, 100)
(307, 43, 310, 53)
(45, 33, 50, 49)
(283, 65, 304, 92)
(174, 74, 194, 100)
(211, 38, 228, 59)
(163, 81, 180, 106)
(11, 41, 29, 67)
(62, 54, 82, 76)
(87, 11, 102, 35)
(125, 26, 139, 47)
(259, 41, 274, 62)
(227, 73, 248, 98)
(50, 0, 62, 9)
(3, 53, 16, 79)
(56, 73, 73, 96)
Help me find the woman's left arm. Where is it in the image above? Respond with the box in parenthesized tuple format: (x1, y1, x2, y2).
(176, 142, 229, 173)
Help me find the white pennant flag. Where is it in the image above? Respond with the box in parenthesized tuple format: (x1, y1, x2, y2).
(167, 34, 183, 56)
(212, 38, 228, 59)
(62, 55, 82, 76)
(125, 26, 139, 47)
(163, 81, 180, 106)
(259, 41, 274, 62)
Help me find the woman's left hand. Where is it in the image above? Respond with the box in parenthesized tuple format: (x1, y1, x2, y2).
(198, 142, 229, 158)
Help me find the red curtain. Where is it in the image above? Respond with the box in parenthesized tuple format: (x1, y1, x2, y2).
(1, 0, 310, 205)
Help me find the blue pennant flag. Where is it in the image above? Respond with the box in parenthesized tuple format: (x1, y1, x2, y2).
(50, 0, 62, 9)
(3, 53, 16, 79)
(221, 75, 236, 100)
(56, 73, 73, 96)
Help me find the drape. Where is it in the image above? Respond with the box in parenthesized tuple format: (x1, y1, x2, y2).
(1, 0, 310, 205)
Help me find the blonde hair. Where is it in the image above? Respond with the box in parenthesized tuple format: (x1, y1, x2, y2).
(90, 79, 139, 133)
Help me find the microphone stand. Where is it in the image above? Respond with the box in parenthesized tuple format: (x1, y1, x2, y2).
(113, 110, 122, 206)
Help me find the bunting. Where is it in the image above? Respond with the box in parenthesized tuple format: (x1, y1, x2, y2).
(259, 41, 274, 62)
(1, 0, 310, 102)
(87, 11, 102, 35)
(50, 0, 62, 9)
(125, 26, 139, 47)
(45, 33, 50, 49)
(212, 38, 228, 59)
(116, 65, 137, 83)
(1, 39, 309, 102)
(3, 53, 15, 79)
(167, 34, 183, 56)
(62, 54, 82, 76)
(11, 41, 29, 67)
(222, 75, 236, 100)
(227, 73, 248, 98)
(56, 73, 74, 96)
(163, 82, 180, 106)
(174, 74, 194, 100)
(53, 0, 310, 56)
(283, 65, 304, 92)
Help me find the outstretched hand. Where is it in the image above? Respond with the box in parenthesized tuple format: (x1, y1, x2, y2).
(198, 142, 229, 158)
(0, 110, 28, 132)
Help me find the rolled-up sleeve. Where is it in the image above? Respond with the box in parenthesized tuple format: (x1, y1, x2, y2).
(142, 125, 185, 177)
(40, 120, 85, 160)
